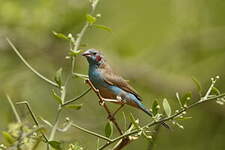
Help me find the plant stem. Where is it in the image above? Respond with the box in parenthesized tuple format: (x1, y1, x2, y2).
(85, 79, 123, 135)
(16, 101, 49, 142)
(71, 123, 112, 142)
(62, 88, 91, 107)
(97, 93, 225, 150)
(49, 108, 62, 141)
(7, 38, 58, 88)
(71, 0, 100, 74)
(6, 95, 22, 123)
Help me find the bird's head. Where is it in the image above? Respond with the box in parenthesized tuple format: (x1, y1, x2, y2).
(82, 49, 104, 65)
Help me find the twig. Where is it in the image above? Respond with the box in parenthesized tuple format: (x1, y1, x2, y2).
(71, 0, 100, 74)
(49, 108, 62, 141)
(6, 38, 59, 88)
(85, 79, 123, 135)
(71, 123, 112, 142)
(96, 93, 225, 150)
(16, 101, 49, 143)
(62, 88, 91, 107)
(6, 95, 22, 123)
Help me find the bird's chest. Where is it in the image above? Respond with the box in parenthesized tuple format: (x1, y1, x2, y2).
(88, 67, 106, 88)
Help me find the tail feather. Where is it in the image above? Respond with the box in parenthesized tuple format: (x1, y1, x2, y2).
(139, 104, 170, 129)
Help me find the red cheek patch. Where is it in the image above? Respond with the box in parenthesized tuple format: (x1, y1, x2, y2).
(96, 55, 102, 62)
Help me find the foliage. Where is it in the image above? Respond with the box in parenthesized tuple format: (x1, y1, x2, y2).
(1, 0, 225, 150)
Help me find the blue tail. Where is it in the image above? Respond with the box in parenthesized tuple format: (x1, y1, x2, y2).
(135, 100, 170, 129)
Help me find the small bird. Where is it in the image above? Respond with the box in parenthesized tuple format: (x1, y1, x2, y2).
(82, 49, 168, 128)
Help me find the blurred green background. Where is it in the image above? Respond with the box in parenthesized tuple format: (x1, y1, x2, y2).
(1, 0, 225, 149)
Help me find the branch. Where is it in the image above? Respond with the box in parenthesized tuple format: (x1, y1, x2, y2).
(71, 0, 100, 73)
(16, 101, 49, 143)
(62, 88, 91, 107)
(71, 123, 112, 142)
(6, 38, 59, 88)
(97, 93, 225, 150)
(6, 95, 22, 123)
(85, 79, 123, 135)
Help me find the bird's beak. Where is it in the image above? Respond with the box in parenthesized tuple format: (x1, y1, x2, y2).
(82, 51, 91, 57)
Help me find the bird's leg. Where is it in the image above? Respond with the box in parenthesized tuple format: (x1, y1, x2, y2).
(85, 79, 123, 135)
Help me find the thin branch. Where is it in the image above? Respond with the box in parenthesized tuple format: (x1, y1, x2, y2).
(16, 101, 49, 143)
(62, 88, 91, 107)
(6, 95, 22, 123)
(71, 123, 112, 142)
(71, 0, 100, 74)
(97, 93, 225, 150)
(49, 108, 62, 141)
(6, 38, 59, 88)
(85, 79, 123, 135)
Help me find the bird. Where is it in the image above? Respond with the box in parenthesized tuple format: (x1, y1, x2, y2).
(82, 49, 169, 128)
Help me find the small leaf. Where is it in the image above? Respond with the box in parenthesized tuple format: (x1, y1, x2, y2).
(175, 122, 184, 129)
(73, 73, 88, 80)
(192, 77, 202, 96)
(39, 116, 53, 127)
(176, 92, 183, 107)
(151, 100, 159, 116)
(211, 87, 220, 95)
(54, 68, 63, 87)
(65, 104, 83, 110)
(49, 141, 62, 150)
(105, 121, 113, 138)
(51, 90, 63, 104)
(68, 50, 83, 57)
(129, 113, 139, 129)
(93, 24, 112, 32)
(52, 31, 69, 40)
(2, 131, 15, 145)
(181, 92, 192, 107)
(163, 98, 171, 117)
(86, 14, 96, 24)
(142, 131, 152, 140)
(177, 116, 192, 120)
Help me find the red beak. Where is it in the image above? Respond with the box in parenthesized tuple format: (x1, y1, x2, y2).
(82, 51, 91, 57)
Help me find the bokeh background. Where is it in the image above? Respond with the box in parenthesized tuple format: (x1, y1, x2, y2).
(1, 0, 225, 149)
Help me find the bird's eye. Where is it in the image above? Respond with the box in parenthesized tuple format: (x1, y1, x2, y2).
(93, 52, 97, 55)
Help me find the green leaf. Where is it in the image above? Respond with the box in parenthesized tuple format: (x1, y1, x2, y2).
(86, 14, 96, 24)
(105, 121, 113, 138)
(54, 68, 63, 87)
(52, 31, 69, 40)
(93, 24, 112, 32)
(129, 113, 139, 129)
(39, 116, 53, 127)
(68, 50, 83, 57)
(142, 131, 152, 140)
(192, 77, 202, 96)
(211, 87, 221, 95)
(73, 73, 88, 80)
(65, 104, 83, 110)
(162, 98, 171, 117)
(151, 100, 159, 116)
(2, 131, 15, 145)
(176, 92, 183, 107)
(181, 92, 192, 107)
(51, 89, 63, 104)
(177, 116, 192, 120)
(49, 141, 62, 150)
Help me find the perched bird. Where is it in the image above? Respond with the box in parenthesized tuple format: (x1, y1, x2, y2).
(82, 49, 168, 128)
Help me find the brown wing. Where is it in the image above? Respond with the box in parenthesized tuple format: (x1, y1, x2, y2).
(99, 63, 142, 101)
